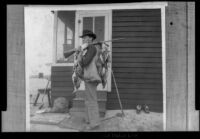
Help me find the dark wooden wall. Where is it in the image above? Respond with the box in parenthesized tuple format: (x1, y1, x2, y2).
(107, 9, 163, 112)
(51, 66, 74, 104)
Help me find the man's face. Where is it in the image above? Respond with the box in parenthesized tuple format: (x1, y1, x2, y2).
(82, 35, 93, 44)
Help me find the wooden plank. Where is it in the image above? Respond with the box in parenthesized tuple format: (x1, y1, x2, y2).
(113, 9, 160, 14)
(113, 16, 161, 22)
(113, 22, 161, 27)
(113, 73, 162, 79)
(113, 67, 162, 73)
(51, 66, 73, 72)
(51, 93, 73, 97)
(187, 2, 199, 131)
(51, 91, 72, 94)
(70, 107, 106, 112)
(112, 42, 161, 48)
(111, 78, 162, 83)
(112, 52, 162, 58)
(113, 57, 162, 63)
(112, 62, 162, 68)
(107, 99, 162, 105)
(112, 32, 161, 37)
(52, 87, 73, 92)
(166, 2, 187, 131)
(112, 80, 162, 86)
(51, 82, 73, 87)
(107, 101, 163, 108)
(106, 103, 163, 112)
(113, 9, 161, 13)
(51, 77, 73, 82)
(112, 80, 162, 84)
(108, 92, 162, 99)
(112, 48, 162, 53)
(51, 81, 73, 84)
(3, 5, 26, 132)
(75, 91, 107, 99)
(111, 37, 161, 43)
(111, 83, 162, 89)
(113, 26, 161, 32)
(73, 100, 106, 108)
(113, 12, 161, 17)
(52, 71, 73, 76)
(110, 88, 162, 94)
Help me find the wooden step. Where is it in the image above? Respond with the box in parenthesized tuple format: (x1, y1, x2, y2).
(75, 90, 107, 100)
(70, 107, 106, 113)
(69, 108, 106, 118)
(72, 98, 106, 109)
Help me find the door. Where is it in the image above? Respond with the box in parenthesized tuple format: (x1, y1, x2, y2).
(75, 10, 112, 91)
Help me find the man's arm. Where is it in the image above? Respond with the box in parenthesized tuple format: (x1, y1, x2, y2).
(81, 45, 97, 67)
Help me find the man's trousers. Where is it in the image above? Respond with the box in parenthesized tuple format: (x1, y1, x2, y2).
(84, 81, 100, 127)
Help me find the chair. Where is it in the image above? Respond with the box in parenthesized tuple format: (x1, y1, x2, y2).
(33, 77, 52, 108)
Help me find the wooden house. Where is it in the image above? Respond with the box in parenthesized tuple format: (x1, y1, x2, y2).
(51, 4, 165, 116)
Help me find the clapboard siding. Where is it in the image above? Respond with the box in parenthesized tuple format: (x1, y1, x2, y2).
(113, 52, 162, 58)
(113, 68, 162, 73)
(111, 82, 162, 89)
(112, 38, 161, 43)
(107, 9, 163, 112)
(113, 22, 161, 27)
(112, 78, 162, 83)
(112, 48, 162, 53)
(113, 26, 161, 32)
(51, 66, 74, 103)
(112, 16, 161, 22)
(107, 103, 163, 112)
(113, 58, 162, 63)
(113, 32, 161, 37)
(112, 63, 162, 68)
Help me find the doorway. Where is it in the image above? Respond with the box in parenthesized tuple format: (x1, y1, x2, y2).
(75, 10, 112, 91)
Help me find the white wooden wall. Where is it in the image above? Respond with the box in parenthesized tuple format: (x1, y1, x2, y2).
(166, 2, 198, 131)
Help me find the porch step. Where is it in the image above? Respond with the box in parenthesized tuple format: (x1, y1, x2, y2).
(75, 90, 107, 100)
(70, 90, 107, 118)
(72, 98, 106, 109)
(69, 108, 106, 118)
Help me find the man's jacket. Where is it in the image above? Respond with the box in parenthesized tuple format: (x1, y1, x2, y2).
(72, 43, 110, 90)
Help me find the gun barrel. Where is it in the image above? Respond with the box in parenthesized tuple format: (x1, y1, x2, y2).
(92, 38, 125, 45)
(63, 38, 125, 58)
(63, 48, 76, 58)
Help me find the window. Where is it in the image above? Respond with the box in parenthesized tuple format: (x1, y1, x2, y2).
(56, 11, 75, 63)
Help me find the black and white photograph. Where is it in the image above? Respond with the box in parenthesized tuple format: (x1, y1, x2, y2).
(3, 1, 198, 132)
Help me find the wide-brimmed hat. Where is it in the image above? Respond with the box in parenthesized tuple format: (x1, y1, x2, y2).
(79, 30, 96, 40)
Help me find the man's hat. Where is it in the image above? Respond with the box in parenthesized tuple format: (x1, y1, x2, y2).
(79, 30, 96, 40)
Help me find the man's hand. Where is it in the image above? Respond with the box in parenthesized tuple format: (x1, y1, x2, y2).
(81, 43, 89, 50)
(75, 46, 82, 52)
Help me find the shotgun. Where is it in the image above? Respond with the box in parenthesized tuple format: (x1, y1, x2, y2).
(63, 38, 125, 58)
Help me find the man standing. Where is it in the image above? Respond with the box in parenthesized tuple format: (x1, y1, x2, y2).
(77, 30, 102, 130)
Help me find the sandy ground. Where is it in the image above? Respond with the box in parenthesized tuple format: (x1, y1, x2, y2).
(30, 105, 163, 132)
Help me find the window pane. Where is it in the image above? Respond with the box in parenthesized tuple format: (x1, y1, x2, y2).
(94, 16, 105, 42)
(56, 11, 75, 63)
(83, 17, 93, 31)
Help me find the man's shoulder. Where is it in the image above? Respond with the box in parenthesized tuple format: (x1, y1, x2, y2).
(87, 44, 97, 50)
